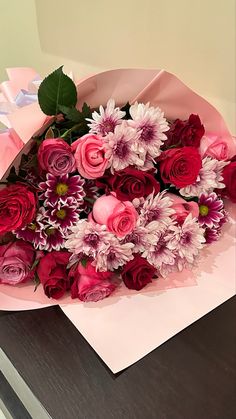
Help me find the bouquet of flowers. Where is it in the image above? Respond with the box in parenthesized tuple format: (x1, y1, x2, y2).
(0, 67, 235, 303)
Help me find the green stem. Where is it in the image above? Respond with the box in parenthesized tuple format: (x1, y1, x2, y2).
(60, 123, 84, 139)
(83, 197, 96, 204)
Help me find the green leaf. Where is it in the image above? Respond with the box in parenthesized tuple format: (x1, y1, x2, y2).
(81, 102, 92, 119)
(80, 258, 87, 268)
(38, 66, 77, 116)
(59, 102, 92, 123)
(45, 127, 55, 139)
(121, 102, 131, 119)
(33, 272, 40, 292)
(6, 166, 18, 183)
(31, 258, 40, 271)
(59, 105, 83, 123)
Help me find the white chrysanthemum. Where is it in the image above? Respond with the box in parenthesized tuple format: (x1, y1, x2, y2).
(180, 157, 229, 198)
(104, 122, 143, 173)
(166, 214, 205, 263)
(65, 220, 114, 259)
(122, 220, 159, 253)
(139, 191, 175, 228)
(86, 99, 126, 136)
(95, 240, 134, 271)
(143, 232, 176, 269)
(129, 102, 169, 159)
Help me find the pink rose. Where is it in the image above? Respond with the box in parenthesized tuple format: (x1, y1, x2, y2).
(69, 261, 115, 302)
(92, 194, 138, 237)
(0, 241, 39, 285)
(199, 134, 236, 161)
(166, 193, 199, 223)
(71, 134, 109, 179)
(38, 138, 76, 176)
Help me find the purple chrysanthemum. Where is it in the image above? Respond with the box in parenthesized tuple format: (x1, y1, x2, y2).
(204, 227, 220, 244)
(39, 173, 85, 206)
(36, 208, 65, 251)
(15, 220, 46, 248)
(45, 197, 82, 231)
(80, 180, 99, 214)
(198, 192, 225, 228)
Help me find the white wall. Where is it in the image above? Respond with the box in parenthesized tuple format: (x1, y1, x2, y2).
(0, 0, 235, 132)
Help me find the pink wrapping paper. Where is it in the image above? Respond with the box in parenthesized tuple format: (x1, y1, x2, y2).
(0, 68, 235, 372)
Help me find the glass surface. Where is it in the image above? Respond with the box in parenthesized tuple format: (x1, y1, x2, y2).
(0, 349, 51, 419)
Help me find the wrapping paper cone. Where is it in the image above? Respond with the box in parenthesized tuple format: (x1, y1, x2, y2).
(0, 69, 235, 372)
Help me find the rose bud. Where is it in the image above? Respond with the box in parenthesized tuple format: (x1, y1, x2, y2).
(0, 241, 40, 285)
(92, 194, 138, 237)
(165, 192, 199, 223)
(37, 251, 70, 299)
(199, 134, 236, 161)
(38, 138, 76, 176)
(69, 261, 116, 302)
(72, 134, 109, 179)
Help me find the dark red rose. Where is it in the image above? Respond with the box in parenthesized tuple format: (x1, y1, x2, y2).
(37, 251, 70, 299)
(159, 147, 202, 188)
(0, 184, 36, 235)
(121, 255, 156, 291)
(221, 158, 236, 203)
(97, 168, 160, 201)
(165, 114, 205, 148)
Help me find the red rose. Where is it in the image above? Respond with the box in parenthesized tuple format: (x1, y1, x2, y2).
(159, 147, 202, 188)
(222, 158, 236, 203)
(0, 184, 36, 235)
(165, 114, 205, 148)
(121, 255, 156, 291)
(97, 168, 160, 201)
(37, 251, 70, 299)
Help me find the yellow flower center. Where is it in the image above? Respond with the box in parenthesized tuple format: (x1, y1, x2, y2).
(28, 223, 36, 231)
(199, 205, 209, 216)
(55, 183, 68, 196)
(56, 209, 66, 219)
(46, 227, 56, 236)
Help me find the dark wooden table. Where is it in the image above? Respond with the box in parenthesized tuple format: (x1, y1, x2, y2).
(0, 297, 236, 419)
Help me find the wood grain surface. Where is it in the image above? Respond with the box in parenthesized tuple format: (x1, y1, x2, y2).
(0, 297, 235, 419)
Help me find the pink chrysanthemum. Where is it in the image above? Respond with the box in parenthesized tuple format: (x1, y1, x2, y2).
(95, 239, 134, 271)
(139, 191, 175, 229)
(198, 192, 225, 228)
(121, 220, 159, 253)
(143, 232, 176, 269)
(129, 102, 169, 159)
(65, 220, 114, 259)
(86, 99, 126, 136)
(166, 214, 205, 263)
(104, 122, 143, 173)
(39, 174, 85, 206)
(180, 157, 229, 197)
(45, 197, 81, 231)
